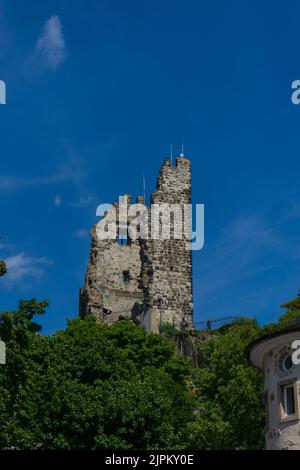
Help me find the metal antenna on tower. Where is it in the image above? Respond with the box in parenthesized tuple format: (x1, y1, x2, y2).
(180, 138, 185, 157)
(143, 172, 146, 202)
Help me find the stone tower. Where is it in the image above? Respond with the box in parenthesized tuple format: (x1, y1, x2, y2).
(79, 154, 193, 333)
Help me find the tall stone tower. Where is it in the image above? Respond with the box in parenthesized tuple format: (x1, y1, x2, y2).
(79, 154, 193, 333)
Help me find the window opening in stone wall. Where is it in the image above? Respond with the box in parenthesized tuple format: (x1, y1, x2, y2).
(122, 270, 130, 283)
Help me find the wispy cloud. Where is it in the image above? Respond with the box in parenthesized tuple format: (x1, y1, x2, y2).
(54, 195, 62, 207)
(72, 228, 90, 239)
(198, 214, 281, 300)
(194, 195, 300, 324)
(0, 153, 87, 192)
(69, 194, 95, 208)
(54, 193, 95, 209)
(34, 15, 66, 71)
(2, 252, 53, 287)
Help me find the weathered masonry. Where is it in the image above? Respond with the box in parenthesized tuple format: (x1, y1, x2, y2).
(79, 154, 193, 333)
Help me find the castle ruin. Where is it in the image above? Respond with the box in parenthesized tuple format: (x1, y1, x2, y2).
(79, 154, 193, 333)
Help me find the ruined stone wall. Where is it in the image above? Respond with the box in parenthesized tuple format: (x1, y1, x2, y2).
(79, 225, 103, 320)
(79, 196, 144, 323)
(80, 155, 193, 333)
(140, 157, 193, 332)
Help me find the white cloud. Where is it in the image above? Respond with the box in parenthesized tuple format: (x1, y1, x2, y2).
(72, 228, 90, 239)
(69, 194, 95, 208)
(2, 252, 53, 286)
(54, 195, 62, 207)
(193, 194, 300, 325)
(197, 214, 282, 300)
(0, 153, 87, 192)
(34, 15, 66, 70)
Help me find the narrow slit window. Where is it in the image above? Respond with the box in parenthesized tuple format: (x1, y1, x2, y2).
(122, 270, 130, 283)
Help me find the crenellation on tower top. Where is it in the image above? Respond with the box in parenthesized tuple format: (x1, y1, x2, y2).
(176, 155, 190, 168)
(136, 195, 145, 204)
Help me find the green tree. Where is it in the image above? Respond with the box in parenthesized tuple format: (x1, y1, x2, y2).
(38, 318, 193, 450)
(186, 319, 264, 450)
(278, 289, 300, 326)
(0, 299, 49, 448)
(0, 313, 194, 450)
(6, 295, 300, 450)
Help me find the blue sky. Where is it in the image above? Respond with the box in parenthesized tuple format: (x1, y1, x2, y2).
(0, 0, 300, 334)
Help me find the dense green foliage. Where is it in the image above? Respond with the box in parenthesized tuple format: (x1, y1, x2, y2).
(0, 289, 299, 450)
(0, 304, 193, 450)
(278, 289, 300, 326)
(187, 319, 265, 450)
(260, 290, 300, 334)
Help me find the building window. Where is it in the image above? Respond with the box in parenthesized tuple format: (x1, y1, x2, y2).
(281, 354, 293, 372)
(280, 383, 296, 418)
(122, 270, 130, 283)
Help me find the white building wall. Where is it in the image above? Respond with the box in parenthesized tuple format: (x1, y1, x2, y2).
(263, 342, 300, 450)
